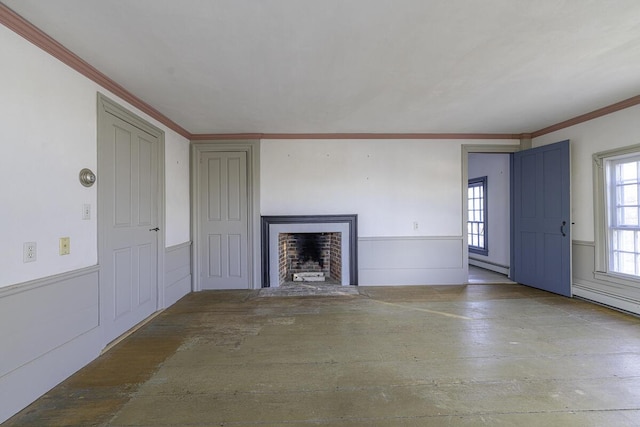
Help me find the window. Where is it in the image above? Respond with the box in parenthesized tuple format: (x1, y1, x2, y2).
(593, 144, 640, 284)
(606, 154, 640, 276)
(468, 176, 488, 255)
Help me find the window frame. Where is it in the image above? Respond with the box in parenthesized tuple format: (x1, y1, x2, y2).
(468, 176, 488, 256)
(593, 143, 640, 285)
(607, 155, 640, 276)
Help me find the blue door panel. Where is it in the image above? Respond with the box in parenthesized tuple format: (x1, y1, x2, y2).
(513, 140, 571, 297)
(520, 231, 537, 282)
(543, 150, 563, 218)
(520, 154, 537, 217)
(544, 233, 563, 288)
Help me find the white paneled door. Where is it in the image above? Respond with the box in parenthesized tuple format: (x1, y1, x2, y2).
(199, 151, 249, 289)
(98, 97, 160, 344)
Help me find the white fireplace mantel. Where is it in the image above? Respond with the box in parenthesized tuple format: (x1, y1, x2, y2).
(261, 215, 358, 287)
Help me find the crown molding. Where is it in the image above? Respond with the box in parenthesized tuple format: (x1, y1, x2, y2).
(191, 133, 263, 141)
(191, 132, 523, 141)
(0, 3, 191, 139)
(531, 94, 640, 138)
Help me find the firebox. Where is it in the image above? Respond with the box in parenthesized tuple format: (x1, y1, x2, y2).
(278, 232, 342, 284)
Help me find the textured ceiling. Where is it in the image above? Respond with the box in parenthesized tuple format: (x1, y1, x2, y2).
(4, 0, 640, 135)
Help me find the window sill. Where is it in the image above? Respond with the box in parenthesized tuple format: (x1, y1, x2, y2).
(593, 271, 640, 288)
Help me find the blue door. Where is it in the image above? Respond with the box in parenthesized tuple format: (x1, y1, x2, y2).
(512, 140, 571, 297)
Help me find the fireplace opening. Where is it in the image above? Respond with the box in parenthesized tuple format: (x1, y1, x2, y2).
(278, 232, 342, 285)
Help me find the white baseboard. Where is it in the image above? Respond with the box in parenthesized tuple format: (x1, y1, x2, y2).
(468, 258, 509, 275)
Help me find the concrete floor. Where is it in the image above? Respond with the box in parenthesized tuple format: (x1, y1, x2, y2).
(6, 284, 640, 426)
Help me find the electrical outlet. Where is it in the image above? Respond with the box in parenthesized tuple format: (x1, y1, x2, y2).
(82, 204, 91, 220)
(413, 221, 419, 230)
(23, 242, 36, 262)
(59, 237, 70, 255)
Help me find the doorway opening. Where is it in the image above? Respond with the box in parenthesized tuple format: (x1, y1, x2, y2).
(464, 147, 518, 285)
(463, 141, 572, 295)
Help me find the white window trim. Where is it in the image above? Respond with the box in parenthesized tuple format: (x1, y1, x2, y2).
(593, 143, 640, 286)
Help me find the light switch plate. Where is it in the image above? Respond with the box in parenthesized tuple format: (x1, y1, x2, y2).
(82, 204, 91, 220)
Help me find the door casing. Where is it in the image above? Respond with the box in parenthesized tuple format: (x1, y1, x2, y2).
(461, 144, 521, 281)
(191, 141, 260, 291)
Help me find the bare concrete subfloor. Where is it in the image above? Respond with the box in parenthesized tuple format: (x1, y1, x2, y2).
(6, 284, 640, 426)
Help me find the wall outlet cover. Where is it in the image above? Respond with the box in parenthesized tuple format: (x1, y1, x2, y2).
(59, 237, 70, 255)
(23, 242, 36, 263)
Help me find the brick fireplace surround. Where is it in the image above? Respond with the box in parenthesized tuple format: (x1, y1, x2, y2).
(278, 232, 342, 284)
(261, 215, 358, 287)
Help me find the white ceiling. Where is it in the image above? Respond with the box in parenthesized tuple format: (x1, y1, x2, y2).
(4, 0, 640, 135)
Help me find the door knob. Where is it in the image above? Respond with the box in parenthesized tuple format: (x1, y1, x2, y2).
(149, 227, 160, 232)
(560, 221, 566, 237)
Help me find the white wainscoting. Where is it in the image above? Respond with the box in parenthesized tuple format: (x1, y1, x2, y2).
(0, 266, 102, 423)
(358, 236, 466, 285)
(572, 240, 640, 315)
(0, 242, 193, 423)
(165, 242, 192, 306)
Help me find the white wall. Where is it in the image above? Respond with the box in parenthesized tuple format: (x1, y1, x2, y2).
(261, 138, 519, 285)
(468, 153, 511, 270)
(263, 139, 466, 237)
(0, 24, 190, 288)
(165, 133, 191, 247)
(533, 105, 640, 242)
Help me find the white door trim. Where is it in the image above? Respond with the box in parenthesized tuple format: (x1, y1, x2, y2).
(191, 140, 260, 291)
(97, 93, 166, 328)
